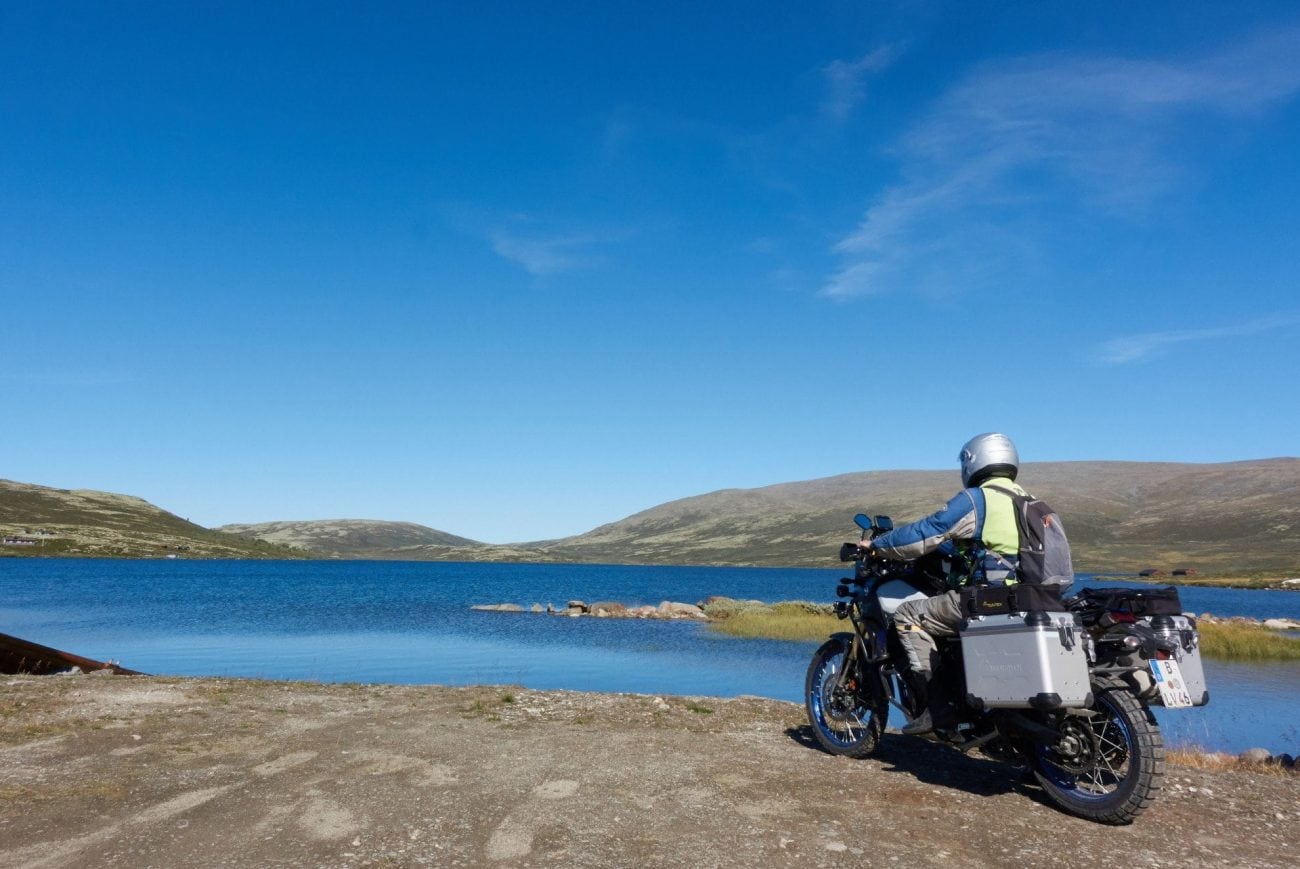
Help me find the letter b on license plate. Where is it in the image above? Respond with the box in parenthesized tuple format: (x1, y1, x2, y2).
(1150, 659, 1193, 708)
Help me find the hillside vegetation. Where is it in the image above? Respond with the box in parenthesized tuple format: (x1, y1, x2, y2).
(526, 459, 1300, 572)
(4, 459, 1298, 573)
(216, 519, 484, 558)
(0, 480, 301, 559)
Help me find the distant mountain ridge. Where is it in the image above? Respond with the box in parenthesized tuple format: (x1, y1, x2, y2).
(216, 519, 484, 557)
(525, 459, 1300, 571)
(4, 459, 1298, 572)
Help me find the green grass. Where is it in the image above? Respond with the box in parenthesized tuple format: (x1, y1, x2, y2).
(1120, 573, 1296, 590)
(704, 598, 1300, 662)
(1197, 620, 1300, 661)
(706, 600, 842, 642)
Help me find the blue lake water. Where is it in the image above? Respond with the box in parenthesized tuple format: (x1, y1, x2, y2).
(2, 559, 1296, 755)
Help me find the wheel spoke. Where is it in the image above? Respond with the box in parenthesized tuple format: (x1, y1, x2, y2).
(806, 639, 885, 757)
(1031, 685, 1164, 822)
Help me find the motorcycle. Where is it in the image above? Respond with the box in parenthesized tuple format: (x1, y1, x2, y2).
(804, 512, 1206, 825)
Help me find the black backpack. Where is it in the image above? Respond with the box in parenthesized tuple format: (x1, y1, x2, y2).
(984, 484, 1074, 590)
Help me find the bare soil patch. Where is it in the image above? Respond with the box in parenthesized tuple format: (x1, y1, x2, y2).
(1, 674, 1296, 867)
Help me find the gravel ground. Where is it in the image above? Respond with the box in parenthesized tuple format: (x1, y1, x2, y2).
(1, 674, 1296, 868)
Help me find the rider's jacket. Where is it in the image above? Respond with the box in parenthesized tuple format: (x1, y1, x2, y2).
(869, 477, 1028, 583)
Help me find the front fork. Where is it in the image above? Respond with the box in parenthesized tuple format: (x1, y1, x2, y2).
(831, 621, 900, 716)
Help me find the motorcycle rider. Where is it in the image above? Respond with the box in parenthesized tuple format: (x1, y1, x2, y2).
(861, 432, 1033, 736)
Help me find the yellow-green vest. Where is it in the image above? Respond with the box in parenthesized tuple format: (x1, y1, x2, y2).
(979, 478, 1027, 560)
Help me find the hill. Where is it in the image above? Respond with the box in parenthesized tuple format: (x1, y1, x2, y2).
(5, 459, 1298, 572)
(528, 459, 1300, 572)
(0, 480, 300, 559)
(216, 519, 484, 558)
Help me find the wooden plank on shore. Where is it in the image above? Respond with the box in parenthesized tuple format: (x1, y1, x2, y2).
(0, 631, 144, 676)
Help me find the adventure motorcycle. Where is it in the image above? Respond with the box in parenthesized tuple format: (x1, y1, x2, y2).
(804, 512, 1207, 825)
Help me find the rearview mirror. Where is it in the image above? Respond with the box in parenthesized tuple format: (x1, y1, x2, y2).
(853, 513, 872, 531)
(874, 515, 893, 532)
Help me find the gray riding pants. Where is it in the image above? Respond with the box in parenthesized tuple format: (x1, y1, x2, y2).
(893, 589, 964, 677)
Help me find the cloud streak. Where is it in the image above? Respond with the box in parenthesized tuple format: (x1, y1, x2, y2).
(822, 46, 899, 121)
(1095, 313, 1300, 365)
(490, 230, 602, 276)
(822, 24, 1300, 300)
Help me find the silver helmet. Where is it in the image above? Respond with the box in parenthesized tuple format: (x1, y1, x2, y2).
(959, 432, 1019, 487)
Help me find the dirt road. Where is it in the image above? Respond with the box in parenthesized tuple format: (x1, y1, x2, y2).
(1, 674, 1295, 867)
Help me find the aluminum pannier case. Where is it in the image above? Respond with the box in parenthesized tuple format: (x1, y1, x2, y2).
(960, 611, 1092, 710)
(1147, 614, 1209, 706)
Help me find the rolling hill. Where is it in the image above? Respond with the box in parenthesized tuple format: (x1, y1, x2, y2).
(4, 459, 1298, 573)
(216, 519, 485, 558)
(0, 480, 300, 559)
(527, 459, 1300, 572)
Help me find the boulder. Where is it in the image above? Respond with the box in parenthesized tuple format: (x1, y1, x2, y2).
(567, 600, 588, 612)
(1239, 747, 1273, 764)
(658, 601, 706, 619)
(588, 601, 628, 617)
(1262, 618, 1300, 631)
(530, 603, 544, 613)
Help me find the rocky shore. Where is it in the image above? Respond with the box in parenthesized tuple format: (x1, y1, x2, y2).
(471, 597, 720, 620)
(470, 597, 1300, 633)
(1197, 613, 1300, 632)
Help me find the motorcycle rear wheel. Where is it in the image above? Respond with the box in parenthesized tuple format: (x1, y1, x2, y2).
(804, 635, 887, 758)
(1029, 681, 1164, 825)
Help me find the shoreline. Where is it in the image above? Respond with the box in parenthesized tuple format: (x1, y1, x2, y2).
(468, 597, 1300, 659)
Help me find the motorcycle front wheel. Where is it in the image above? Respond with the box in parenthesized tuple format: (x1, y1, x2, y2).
(804, 635, 887, 758)
(1029, 681, 1165, 825)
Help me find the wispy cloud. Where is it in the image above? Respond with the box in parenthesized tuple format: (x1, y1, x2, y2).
(490, 230, 602, 276)
(822, 24, 1300, 299)
(1095, 313, 1300, 365)
(822, 46, 900, 121)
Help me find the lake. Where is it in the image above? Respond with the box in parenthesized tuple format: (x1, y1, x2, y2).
(2, 559, 1296, 755)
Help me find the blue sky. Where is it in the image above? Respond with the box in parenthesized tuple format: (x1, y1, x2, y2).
(3, 2, 1299, 542)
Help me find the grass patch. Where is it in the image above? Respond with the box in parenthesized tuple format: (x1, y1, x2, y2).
(707, 600, 841, 642)
(461, 698, 497, 720)
(704, 599, 1300, 661)
(685, 701, 714, 715)
(1125, 574, 1295, 590)
(1167, 747, 1293, 775)
(1197, 620, 1300, 661)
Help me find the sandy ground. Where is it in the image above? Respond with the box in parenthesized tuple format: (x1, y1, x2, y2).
(1, 673, 1296, 868)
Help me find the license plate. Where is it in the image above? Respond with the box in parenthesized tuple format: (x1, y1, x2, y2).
(1150, 659, 1193, 708)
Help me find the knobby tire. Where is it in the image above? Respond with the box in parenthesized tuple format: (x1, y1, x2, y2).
(804, 635, 886, 758)
(1030, 680, 1164, 825)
